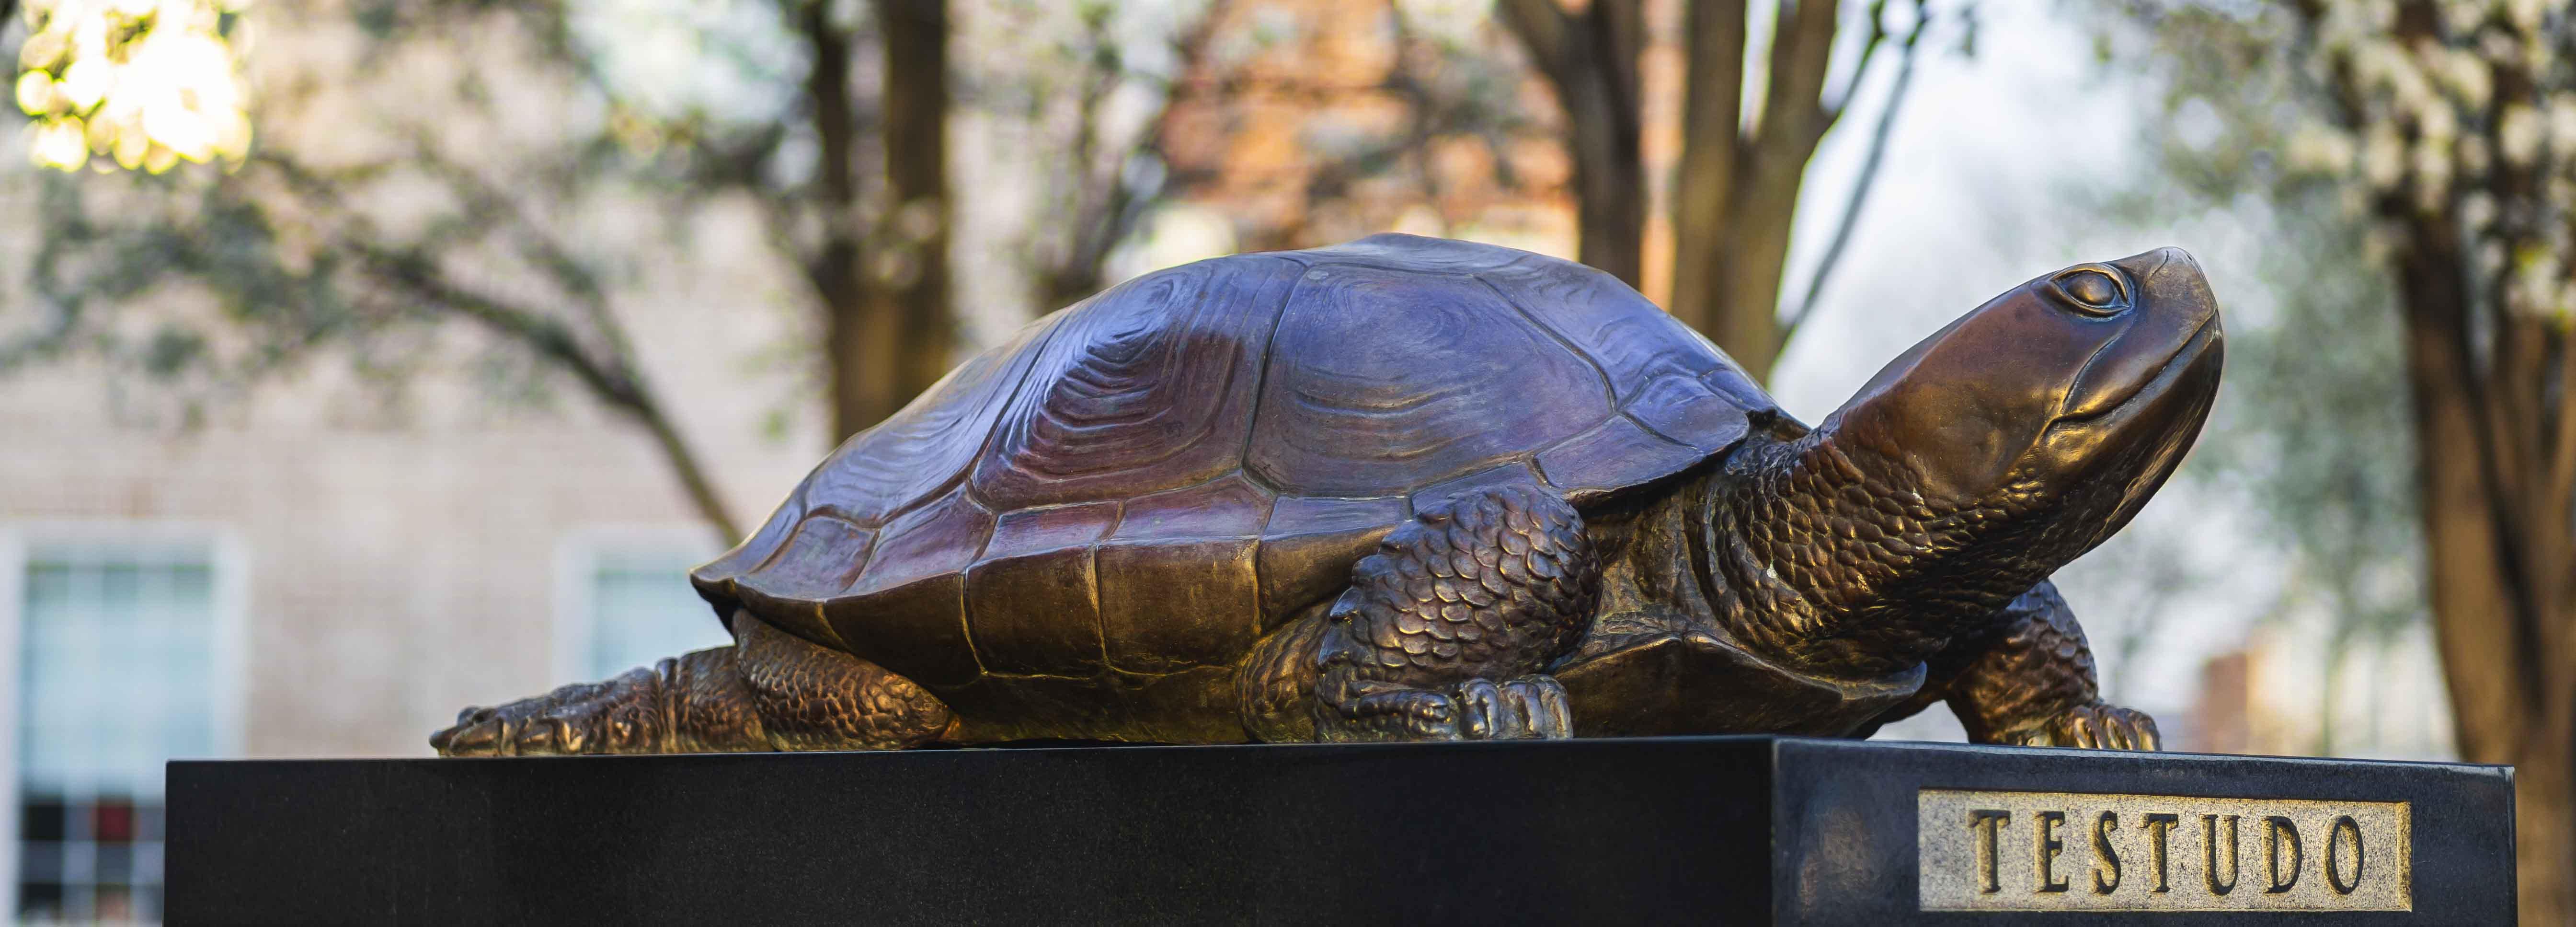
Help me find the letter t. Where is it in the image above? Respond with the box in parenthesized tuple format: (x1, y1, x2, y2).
(1969, 810, 2012, 894)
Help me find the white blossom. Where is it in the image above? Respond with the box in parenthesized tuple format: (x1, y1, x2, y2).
(2363, 220, 2408, 266)
(2458, 133, 2493, 174)
(2416, 97, 2459, 146)
(2363, 121, 2409, 189)
(2500, 104, 2545, 166)
(2503, 244, 2564, 317)
(2431, 46, 2492, 109)
(2547, 95, 2576, 159)
(2439, 0, 2484, 37)
(2287, 122, 2358, 174)
(2462, 191, 2499, 231)
(2505, 0, 2546, 34)
(2413, 134, 2455, 202)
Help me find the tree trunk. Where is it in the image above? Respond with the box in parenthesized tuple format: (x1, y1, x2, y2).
(2394, 234, 2576, 926)
(859, 0, 955, 438)
(808, 0, 956, 442)
(1514, 0, 1895, 384)
(1699, 170, 1797, 382)
(1667, 0, 1745, 345)
(2276, 3, 2576, 916)
(1674, 0, 1839, 384)
(1498, 0, 1646, 289)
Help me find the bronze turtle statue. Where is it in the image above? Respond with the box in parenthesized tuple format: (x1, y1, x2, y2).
(434, 234, 2221, 755)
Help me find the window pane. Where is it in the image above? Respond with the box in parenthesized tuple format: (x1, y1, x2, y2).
(18, 543, 218, 926)
(584, 549, 728, 682)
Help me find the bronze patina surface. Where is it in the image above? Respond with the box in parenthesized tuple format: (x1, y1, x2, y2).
(433, 233, 2222, 756)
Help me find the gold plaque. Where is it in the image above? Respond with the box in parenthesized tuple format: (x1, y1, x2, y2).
(1917, 788, 2410, 912)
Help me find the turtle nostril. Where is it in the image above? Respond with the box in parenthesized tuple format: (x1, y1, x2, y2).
(2113, 246, 2190, 282)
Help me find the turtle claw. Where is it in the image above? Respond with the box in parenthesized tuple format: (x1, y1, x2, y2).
(429, 669, 668, 756)
(2009, 702, 2160, 752)
(430, 707, 505, 755)
(1455, 675, 1571, 740)
(1371, 689, 1464, 741)
(1318, 675, 1576, 742)
(515, 715, 576, 755)
(1315, 684, 1462, 741)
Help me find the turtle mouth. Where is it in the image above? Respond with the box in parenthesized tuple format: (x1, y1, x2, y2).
(2048, 315, 2221, 431)
(2040, 317, 2222, 548)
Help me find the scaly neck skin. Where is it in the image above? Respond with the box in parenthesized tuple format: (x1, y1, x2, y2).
(1690, 427, 2065, 678)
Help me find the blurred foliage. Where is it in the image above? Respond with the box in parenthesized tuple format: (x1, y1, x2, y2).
(2083, 3, 2432, 760)
(961, 0, 1218, 310)
(2, 0, 1239, 539)
(2109, 1, 2429, 654)
(4, 0, 808, 538)
(2115, 3, 2576, 915)
(15, 0, 253, 172)
(2285, 0, 2576, 320)
(2099, 0, 2576, 687)
(1156, 0, 1567, 254)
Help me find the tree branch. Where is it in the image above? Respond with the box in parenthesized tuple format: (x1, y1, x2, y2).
(1823, 0, 1895, 121)
(408, 143, 637, 362)
(1499, 0, 1647, 285)
(1753, 0, 1841, 151)
(351, 243, 744, 546)
(1033, 0, 1234, 308)
(1380, 2, 1457, 214)
(405, 152, 752, 548)
(1493, 0, 1570, 84)
(264, 155, 746, 545)
(1778, 3, 1930, 347)
(1046, 12, 1121, 296)
(1668, 0, 1747, 335)
(799, 0, 864, 311)
(2549, 335, 2576, 550)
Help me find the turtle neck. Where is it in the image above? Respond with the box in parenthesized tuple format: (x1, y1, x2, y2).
(1688, 427, 2069, 678)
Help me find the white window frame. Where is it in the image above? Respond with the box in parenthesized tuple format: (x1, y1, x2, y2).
(550, 524, 723, 687)
(0, 520, 250, 920)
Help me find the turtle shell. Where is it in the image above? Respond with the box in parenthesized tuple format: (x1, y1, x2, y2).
(690, 233, 1773, 700)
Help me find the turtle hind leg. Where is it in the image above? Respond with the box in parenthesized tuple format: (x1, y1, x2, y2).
(431, 611, 953, 756)
(1312, 485, 1601, 742)
(729, 611, 958, 751)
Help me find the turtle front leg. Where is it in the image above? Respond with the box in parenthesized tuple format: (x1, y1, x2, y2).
(1911, 580, 2161, 751)
(432, 611, 953, 755)
(1313, 485, 1601, 742)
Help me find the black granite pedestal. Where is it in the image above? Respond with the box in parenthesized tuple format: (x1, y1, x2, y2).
(166, 737, 2512, 925)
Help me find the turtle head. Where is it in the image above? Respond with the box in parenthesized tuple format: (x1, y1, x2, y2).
(1688, 248, 2221, 673)
(1827, 246, 2224, 549)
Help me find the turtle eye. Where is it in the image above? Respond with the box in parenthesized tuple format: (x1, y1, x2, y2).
(2048, 266, 2129, 317)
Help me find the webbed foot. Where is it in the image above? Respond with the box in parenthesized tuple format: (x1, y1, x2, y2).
(431, 667, 666, 756)
(2004, 702, 2160, 751)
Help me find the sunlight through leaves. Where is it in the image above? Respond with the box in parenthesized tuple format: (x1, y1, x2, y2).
(15, 0, 253, 173)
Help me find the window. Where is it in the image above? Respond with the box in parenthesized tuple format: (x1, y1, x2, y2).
(554, 530, 729, 685)
(7, 532, 240, 926)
